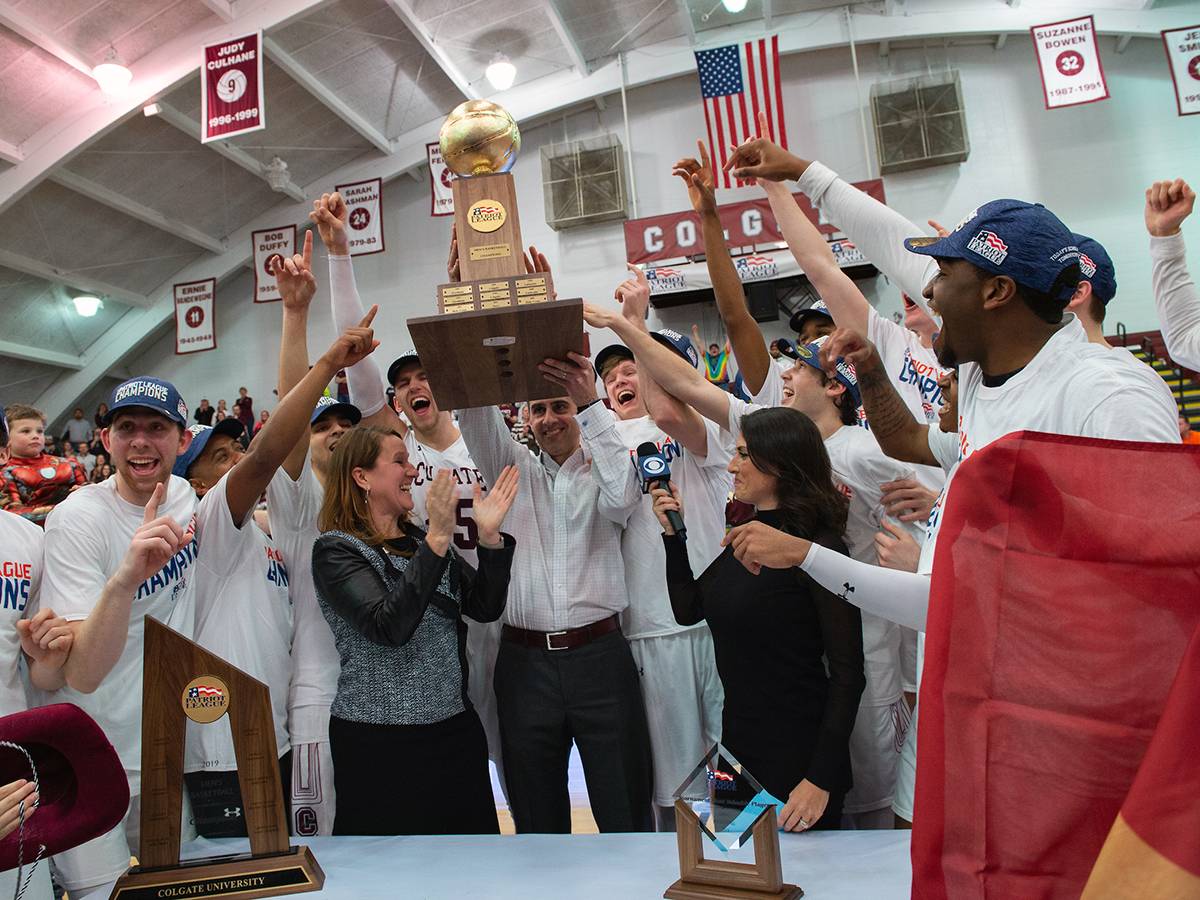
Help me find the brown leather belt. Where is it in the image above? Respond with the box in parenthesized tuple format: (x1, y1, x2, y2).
(502, 613, 621, 652)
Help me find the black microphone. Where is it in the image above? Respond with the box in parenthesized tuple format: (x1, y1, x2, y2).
(636, 441, 686, 542)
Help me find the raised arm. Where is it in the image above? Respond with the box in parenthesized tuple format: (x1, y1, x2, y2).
(585, 304, 732, 431)
(274, 231, 317, 480)
(1146, 178, 1200, 370)
(672, 139, 774, 396)
(457, 406, 525, 487)
(225, 309, 379, 524)
(312, 191, 397, 431)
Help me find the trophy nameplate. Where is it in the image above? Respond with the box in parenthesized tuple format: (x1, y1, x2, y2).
(111, 618, 323, 900)
(407, 101, 584, 410)
(665, 745, 802, 900)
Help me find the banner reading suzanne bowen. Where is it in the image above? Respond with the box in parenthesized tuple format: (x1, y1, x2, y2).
(201, 31, 265, 143)
(333, 178, 385, 257)
(175, 279, 216, 355)
(251, 226, 296, 303)
(1030, 16, 1109, 110)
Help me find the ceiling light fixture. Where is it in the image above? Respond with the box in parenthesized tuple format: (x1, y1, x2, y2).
(485, 53, 517, 92)
(73, 295, 102, 317)
(722, 0, 749, 12)
(92, 48, 132, 97)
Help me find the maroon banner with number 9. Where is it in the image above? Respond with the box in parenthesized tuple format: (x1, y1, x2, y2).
(202, 31, 265, 143)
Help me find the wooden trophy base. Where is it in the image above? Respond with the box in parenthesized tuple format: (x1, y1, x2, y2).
(407, 296, 584, 410)
(665, 800, 802, 900)
(110, 845, 324, 900)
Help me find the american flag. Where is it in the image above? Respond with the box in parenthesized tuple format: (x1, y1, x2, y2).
(695, 36, 788, 189)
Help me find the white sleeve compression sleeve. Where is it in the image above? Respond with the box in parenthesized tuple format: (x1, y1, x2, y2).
(1150, 233, 1200, 371)
(329, 254, 387, 417)
(799, 542, 930, 632)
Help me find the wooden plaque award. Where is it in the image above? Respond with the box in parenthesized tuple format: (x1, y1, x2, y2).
(407, 99, 585, 410)
(110, 618, 323, 900)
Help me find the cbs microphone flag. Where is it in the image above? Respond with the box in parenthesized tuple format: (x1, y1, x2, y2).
(175, 279, 216, 355)
(1030, 16, 1109, 109)
(251, 225, 295, 304)
(427, 142, 454, 216)
(201, 31, 265, 143)
(334, 177, 385, 257)
(1161, 25, 1200, 117)
(694, 36, 788, 189)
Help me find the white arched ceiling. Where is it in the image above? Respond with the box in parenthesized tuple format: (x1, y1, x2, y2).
(0, 0, 1190, 419)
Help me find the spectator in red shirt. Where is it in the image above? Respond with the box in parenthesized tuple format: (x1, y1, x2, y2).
(1, 403, 86, 524)
(233, 387, 254, 431)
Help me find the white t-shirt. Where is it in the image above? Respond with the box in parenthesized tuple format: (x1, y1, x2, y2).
(867, 306, 949, 429)
(267, 453, 337, 745)
(614, 415, 733, 640)
(751, 365, 785, 408)
(919, 315, 1181, 577)
(824, 426, 924, 706)
(42, 476, 199, 790)
(186, 470, 293, 772)
(0, 511, 42, 717)
(404, 431, 487, 567)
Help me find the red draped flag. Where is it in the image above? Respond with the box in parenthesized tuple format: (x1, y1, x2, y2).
(912, 432, 1200, 899)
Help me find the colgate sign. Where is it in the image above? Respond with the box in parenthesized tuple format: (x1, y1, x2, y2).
(624, 181, 885, 265)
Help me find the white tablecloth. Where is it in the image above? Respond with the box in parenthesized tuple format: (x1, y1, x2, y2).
(184, 831, 911, 899)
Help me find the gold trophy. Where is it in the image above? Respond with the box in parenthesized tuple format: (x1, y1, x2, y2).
(407, 100, 584, 410)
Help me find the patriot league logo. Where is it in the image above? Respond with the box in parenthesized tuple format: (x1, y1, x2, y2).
(466, 199, 506, 233)
(182, 675, 231, 724)
(967, 230, 1009, 266)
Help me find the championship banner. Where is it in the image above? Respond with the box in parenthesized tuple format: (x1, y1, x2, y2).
(624, 181, 885, 265)
(1161, 25, 1200, 117)
(912, 432, 1200, 899)
(1030, 16, 1109, 109)
(427, 142, 454, 216)
(334, 177, 385, 256)
(641, 243, 873, 297)
(251, 225, 295, 303)
(175, 279, 216, 355)
(201, 31, 265, 143)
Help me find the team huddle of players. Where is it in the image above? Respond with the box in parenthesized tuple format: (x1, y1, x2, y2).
(0, 122, 1196, 899)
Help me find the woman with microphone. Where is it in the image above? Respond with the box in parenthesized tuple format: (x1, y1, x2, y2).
(651, 407, 865, 832)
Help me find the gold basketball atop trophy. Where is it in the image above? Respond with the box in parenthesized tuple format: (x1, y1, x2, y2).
(438, 99, 521, 177)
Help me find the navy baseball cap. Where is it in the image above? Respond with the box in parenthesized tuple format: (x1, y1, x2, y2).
(788, 299, 834, 335)
(386, 349, 421, 387)
(651, 329, 700, 368)
(172, 419, 245, 477)
(780, 335, 862, 408)
(595, 344, 634, 380)
(104, 376, 188, 426)
(1072, 234, 1117, 304)
(311, 395, 361, 427)
(904, 199, 1081, 302)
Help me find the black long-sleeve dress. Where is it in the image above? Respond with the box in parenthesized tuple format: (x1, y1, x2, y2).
(663, 509, 865, 828)
(312, 524, 514, 835)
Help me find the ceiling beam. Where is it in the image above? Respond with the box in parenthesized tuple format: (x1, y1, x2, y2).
(1115, 34, 1133, 53)
(0, 339, 84, 370)
(199, 0, 236, 21)
(151, 102, 307, 202)
(0, 248, 151, 308)
(541, 0, 588, 75)
(382, 0, 479, 100)
(0, 139, 21, 165)
(995, 32, 1008, 49)
(676, 0, 696, 46)
(0, 1, 94, 76)
(50, 169, 226, 254)
(763, 0, 773, 30)
(263, 37, 393, 155)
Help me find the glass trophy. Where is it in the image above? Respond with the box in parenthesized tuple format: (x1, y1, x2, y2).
(674, 743, 784, 852)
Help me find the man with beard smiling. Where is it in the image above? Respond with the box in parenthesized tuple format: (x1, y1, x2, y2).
(311, 191, 508, 797)
(593, 264, 731, 831)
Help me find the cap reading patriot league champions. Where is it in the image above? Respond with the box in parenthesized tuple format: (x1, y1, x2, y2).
(1072, 234, 1117, 305)
(651, 329, 700, 368)
(103, 376, 188, 426)
(904, 199, 1081, 302)
(779, 335, 862, 409)
(311, 394, 361, 426)
(172, 419, 245, 477)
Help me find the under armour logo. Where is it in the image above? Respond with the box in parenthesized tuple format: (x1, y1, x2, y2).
(838, 582, 856, 602)
(223, 807, 242, 818)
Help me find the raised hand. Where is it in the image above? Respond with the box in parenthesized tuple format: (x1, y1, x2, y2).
(724, 126, 807, 183)
(447, 223, 460, 282)
(672, 139, 718, 215)
(114, 482, 193, 591)
(273, 229, 316, 311)
(650, 483, 684, 535)
(309, 191, 350, 255)
(16, 607, 74, 670)
(538, 352, 598, 409)
(473, 465, 519, 546)
(583, 301, 626, 334)
(615, 263, 651, 324)
(323, 305, 380, 370)
(927, 218, 950, 238)
(1145, 178, 1196, 237)
(819, 327, 884, 380)
(424, 469, 457, 556)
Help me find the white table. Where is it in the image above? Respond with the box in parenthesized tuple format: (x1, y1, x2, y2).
(184, 831, 911, 899)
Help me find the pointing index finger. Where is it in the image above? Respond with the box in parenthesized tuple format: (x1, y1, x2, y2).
(302, 229, 313, 266)
(358, 304, 379, 328)
(143, 481, 163, 525)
